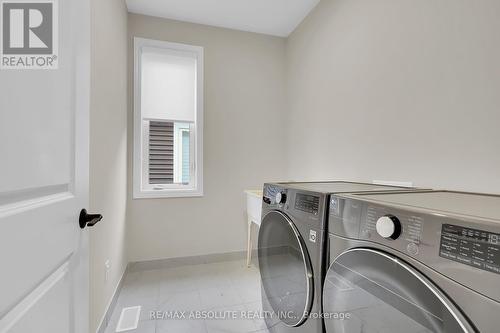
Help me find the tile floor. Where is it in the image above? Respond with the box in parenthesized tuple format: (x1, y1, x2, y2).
(105, 259, 270, 333)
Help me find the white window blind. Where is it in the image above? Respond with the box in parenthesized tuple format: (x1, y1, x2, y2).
(141, 47, 196, 122)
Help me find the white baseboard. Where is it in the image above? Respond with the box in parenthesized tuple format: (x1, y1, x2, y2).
(95, 267, 127, 333)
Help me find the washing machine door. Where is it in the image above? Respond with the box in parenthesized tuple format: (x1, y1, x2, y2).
(323, 248, 476, 333)
(258, 210, 314, 327)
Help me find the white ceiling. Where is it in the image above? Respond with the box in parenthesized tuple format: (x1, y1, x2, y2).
(125, 0, 320, 37)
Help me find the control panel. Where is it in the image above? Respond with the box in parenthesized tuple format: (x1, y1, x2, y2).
(295, 193, 319, 215)
(440, 224, 500, 275)
(263, 185, 286, 205)
(363, 205, 424, 246)
(262, 184, 325, 229)
(329, 198, 425, 253)
(328, 195, 500, 302)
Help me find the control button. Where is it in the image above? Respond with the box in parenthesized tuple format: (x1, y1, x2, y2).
(275, 192, 287, 204)
(309, 230, 317, 243)
(376, 215, 402, 240)
(263, 197, 271, 204)
(407, 242, 419, 255)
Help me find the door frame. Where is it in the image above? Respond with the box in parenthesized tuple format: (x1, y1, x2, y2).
(73, 0, 91, 331)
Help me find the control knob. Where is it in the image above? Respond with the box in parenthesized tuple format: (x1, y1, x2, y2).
(376, 215, 401, 240)
(275, 192, 287, 204)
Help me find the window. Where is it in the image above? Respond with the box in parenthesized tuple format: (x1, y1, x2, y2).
(133, 38, 203, 198)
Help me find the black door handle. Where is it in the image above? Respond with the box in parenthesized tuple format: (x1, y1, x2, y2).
(79, 209, 103, 229)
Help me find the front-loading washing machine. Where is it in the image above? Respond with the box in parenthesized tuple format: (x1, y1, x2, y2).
(257, 181, 421, 333)
(323, 190, 500, 333)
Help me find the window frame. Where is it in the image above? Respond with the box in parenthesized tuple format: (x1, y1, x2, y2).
(133, 37, 204, 199)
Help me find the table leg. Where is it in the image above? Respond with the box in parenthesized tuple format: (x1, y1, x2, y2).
(246, 218, 253, 267)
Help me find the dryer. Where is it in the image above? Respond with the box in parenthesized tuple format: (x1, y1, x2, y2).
(323, 190, 500, 333)
(257, 181, 419, 333)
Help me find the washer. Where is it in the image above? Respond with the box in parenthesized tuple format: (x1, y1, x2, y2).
(323, 190, 500, 333)
(257, 181, 420, 333)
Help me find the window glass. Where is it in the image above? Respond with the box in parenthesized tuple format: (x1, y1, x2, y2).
(181, 130, 190, 183)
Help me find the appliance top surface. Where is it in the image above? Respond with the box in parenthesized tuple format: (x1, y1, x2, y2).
(274, 181, 413, 194)
(349, 190, 500, 221)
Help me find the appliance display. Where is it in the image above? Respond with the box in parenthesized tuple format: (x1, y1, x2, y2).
(294, 193, 319, 214)
(440, 224, 500, 274)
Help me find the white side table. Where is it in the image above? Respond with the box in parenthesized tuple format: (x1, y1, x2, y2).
(244, 190, 263, 267)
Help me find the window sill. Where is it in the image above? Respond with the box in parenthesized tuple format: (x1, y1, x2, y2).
(133, 188, 203, 199)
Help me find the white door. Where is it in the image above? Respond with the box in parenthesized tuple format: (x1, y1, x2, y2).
(0, 0, 91, 332)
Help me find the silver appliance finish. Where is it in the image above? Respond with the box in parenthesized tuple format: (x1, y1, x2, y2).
(258, 181, 420, 333)
(324, 190, 500, 333)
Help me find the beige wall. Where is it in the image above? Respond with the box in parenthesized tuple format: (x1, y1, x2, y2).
(127, 14, 288, 262)
(286, 0, 500, 193)
(89, 0, 128, 331)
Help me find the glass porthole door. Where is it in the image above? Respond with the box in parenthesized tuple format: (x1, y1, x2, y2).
(323, 248, 476, 333)
(258, 211, 314, 327)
